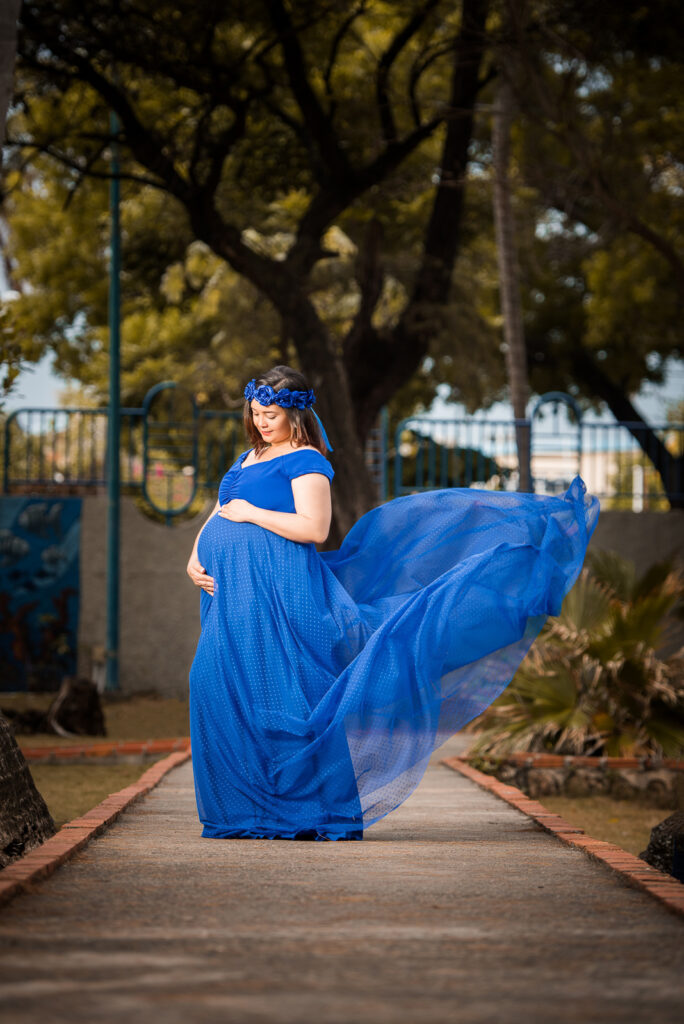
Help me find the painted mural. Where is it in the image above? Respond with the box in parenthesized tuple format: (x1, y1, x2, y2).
(0, 497, 81, 691)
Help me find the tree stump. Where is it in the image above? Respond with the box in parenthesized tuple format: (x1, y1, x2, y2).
(1, 677, 106, 737)
(0, 715, 56, 867)
(46, 677, 106, 737)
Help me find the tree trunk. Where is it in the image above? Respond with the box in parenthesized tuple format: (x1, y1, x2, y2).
(280, 297, 378, 542)
(492, 71, 531, 491)
(191, 208, 378, 539)
(0, 715, 56, 867)
(0, 0, 20, 160)
(0, 2, 56, 868)
(531, 340, 684, 508)
(569, 347, 684, 508)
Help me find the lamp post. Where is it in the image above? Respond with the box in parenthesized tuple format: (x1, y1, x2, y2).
(105, 109, 121, 690)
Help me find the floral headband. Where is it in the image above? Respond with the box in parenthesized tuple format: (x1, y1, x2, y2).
(243, 379, 333, 452)
(243, 379, 315, 409)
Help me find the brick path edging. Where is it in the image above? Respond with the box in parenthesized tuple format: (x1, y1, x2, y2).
(443, 756, 684, 919)
(479, 751, 684, 771)
(0, 748, 191, 910)
(20, 737, 191, 763)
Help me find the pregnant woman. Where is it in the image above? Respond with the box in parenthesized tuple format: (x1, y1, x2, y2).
(187, 364, 599, 841)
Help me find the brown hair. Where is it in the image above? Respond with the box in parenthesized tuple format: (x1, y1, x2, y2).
(243, 365, 328, 456)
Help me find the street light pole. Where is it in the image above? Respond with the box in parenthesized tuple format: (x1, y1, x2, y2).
(105, 109, 121, 691)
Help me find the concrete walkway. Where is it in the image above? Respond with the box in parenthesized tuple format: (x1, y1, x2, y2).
(1, 736, 682, 1024)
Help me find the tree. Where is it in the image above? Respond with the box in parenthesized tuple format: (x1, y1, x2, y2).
(0, 0, 23, 396)
(0, 716, 56, 866)
(502, 0, 684, 504)
(0, 0, 20, 143)
(492, 63, 530, 490)
(11, 0, 492, 536)
(0, 0, 56, 865)
(6, 0, 684, 516)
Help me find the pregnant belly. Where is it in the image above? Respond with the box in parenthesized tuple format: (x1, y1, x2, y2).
(197, 514, 311, 585)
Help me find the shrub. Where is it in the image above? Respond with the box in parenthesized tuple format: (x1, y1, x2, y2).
(471, 550, 684, 758)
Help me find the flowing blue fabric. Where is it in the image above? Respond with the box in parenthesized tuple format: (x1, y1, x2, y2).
(189, 447, 599, 841)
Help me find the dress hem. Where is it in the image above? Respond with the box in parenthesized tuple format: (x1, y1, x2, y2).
(201, 825, 364, 842)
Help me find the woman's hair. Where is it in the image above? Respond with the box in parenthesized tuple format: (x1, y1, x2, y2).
(243, 365, 327, 456)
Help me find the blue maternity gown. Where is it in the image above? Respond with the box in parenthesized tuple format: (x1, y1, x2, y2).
(189, 446, 599, 841)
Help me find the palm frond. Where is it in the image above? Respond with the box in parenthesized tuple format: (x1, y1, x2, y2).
(475, 550, 684, 758)
(557, 570, 613, 637)
(587, 549, 636, 602)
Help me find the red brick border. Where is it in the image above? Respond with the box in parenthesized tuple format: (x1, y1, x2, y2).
(443, 756, 684, 919)
(474, 751, 684, 771)
(20, 737, 191, 762)
(0, 747, 191, 910)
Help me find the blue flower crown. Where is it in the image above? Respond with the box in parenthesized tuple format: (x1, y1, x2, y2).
(243, 379, 315, 410)
(243, 377, 334, 451)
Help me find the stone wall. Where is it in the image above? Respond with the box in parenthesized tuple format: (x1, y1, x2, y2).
(77, 496, 212, 698)
(72, 502, 684, 697)
(589, 508, 684, 575)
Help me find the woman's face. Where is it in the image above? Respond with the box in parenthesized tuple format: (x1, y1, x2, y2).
(250, 401, 292, 444)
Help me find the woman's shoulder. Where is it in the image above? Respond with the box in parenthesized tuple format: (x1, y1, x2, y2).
(284, 446, 334, 479)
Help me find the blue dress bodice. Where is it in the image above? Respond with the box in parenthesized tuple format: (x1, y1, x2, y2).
(218, 448, 335, 514)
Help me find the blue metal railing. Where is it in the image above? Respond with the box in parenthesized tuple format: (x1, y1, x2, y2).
(3, 391, 683, 510)
(393, 416, 523, 496)
(2, 403, 244, 497)
(393, 412, 684, 508)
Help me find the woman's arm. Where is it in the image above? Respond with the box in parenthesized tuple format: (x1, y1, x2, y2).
(187, 499, 220, 593)
(218, 474, 332, 544)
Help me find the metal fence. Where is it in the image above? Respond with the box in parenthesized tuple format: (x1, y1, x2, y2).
(394, 407, 684, 509)
(3, 388, 683, 513)
(2, 402, 244, 507)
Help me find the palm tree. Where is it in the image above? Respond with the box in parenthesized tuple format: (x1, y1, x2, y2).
(0, 716, 55, 867)
(471, 550, 684, 757)
(0, 0, 56, 865)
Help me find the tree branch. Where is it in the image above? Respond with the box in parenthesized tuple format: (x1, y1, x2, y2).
(265, 0, 351, 184)
(343, 217, 385, 361)
(376, 0, 439, 143)
(286, 112, 444, 278)
(6, 136, 166, 191)
(20, 7, 194, 204)
(323, 1, 367, 102)
(534, 339, 684, 506)
(343, 0, 491, 429)
(408, 37, 459, 126)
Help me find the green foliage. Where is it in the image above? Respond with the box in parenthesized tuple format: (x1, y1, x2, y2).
(472, 550, 684, 759)
(2, 0, 682, 444)
(2, 159, 282, 407)
(509, 31, 684, 408)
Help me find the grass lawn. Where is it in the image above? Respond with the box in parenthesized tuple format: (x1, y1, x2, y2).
(541, 795, 667, 856)
(0, 693, 190, 747)
(29, 761, 165, 830)
(0, 694, 189, 831)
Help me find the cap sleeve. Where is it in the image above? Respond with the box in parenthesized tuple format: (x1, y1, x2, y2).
(285, 449, 334, 483)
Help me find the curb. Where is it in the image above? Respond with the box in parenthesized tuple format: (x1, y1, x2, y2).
(0, 748, 191, 910)
(443, 756, 684, 919)
(474, 751, 684, 771)
(20, 737, 191, 763)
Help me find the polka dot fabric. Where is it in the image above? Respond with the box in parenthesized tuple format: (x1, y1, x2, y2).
(189, 451, 599, 841)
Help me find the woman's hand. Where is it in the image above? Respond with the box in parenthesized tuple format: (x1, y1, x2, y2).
(187, 553, 215, 595)
(218, 498, 253, 523)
